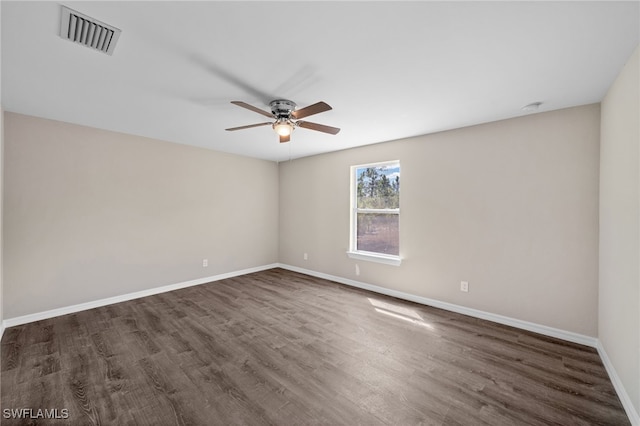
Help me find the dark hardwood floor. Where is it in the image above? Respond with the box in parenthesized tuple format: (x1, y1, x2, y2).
(1, 268, 629, 425)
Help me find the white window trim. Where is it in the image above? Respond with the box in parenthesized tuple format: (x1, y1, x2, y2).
(346, 250, 402, 266)
(349, 160, 401, 266)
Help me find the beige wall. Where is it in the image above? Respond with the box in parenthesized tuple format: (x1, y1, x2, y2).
(280, 104, 600, 336)
(599, 45, 640, 415)
(3, 112, 279, 318)
(1, 106, 4, 333)
(3, 104, 602, 336)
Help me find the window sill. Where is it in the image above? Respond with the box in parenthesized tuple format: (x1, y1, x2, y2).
(346, 251, 402, 266)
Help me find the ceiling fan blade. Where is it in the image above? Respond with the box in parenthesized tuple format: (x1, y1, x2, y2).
(226, 122, 272, 131)
(279, 134, 290, 143)
(291, 101, 332, 119)
(231, 101, 274, 118)
(297, 120, 341, 135)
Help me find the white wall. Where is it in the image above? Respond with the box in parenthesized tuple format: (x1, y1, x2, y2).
(599, 44, 640, 418)
(280, 104, 600, 337)
(3, 112, 279, 319)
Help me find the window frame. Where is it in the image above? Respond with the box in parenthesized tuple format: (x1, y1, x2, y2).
(347, 160, 401, 266)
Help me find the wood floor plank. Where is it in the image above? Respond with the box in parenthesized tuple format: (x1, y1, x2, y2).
(1, 268, 630, 425)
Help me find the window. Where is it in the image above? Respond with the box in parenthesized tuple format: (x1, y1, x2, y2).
(348, 161, 400, 265)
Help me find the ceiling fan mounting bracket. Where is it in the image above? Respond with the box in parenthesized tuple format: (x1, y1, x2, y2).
(270, 99, 296, 118)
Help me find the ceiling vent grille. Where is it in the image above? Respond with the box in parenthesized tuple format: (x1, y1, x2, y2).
(59, 6, 121, 55)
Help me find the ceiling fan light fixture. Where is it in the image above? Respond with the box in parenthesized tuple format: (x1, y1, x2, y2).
(273, 119, 294, 137)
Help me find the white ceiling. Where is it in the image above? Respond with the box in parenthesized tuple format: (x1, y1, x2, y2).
(2, 1, 639, 162)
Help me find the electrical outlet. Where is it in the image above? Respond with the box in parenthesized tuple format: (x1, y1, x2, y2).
(303, 253, 308, 260)
(203, 259, 208, 267)
(460, 281, 469, 292)
(355, 264, 360, 276)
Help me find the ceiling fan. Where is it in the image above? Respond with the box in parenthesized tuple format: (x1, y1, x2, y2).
(226, 99, 340, 143)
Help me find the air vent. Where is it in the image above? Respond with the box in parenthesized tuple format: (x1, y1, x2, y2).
(59, 6, 121, 55)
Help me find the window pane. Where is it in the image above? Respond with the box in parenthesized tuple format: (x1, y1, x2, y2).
(356, 166, 400, 209)
(357, 213, 399, 256)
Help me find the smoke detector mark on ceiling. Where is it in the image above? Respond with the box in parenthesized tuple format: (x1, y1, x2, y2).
(59, 6, 121, 55)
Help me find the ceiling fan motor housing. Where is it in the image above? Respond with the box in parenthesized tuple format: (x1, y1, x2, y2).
(270, 99, 296, 118)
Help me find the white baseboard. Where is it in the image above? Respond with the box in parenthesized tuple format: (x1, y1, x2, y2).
(3, 263, 279, 329)
(0, 322, 4, 342)
(277, 263, 598, 348)
(5, 263, 597, 348)
(3, 261, 598, 346)
(597, 340, 640, 426)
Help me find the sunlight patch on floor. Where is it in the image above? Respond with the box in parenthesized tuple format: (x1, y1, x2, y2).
(368, 298, 434, 330)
